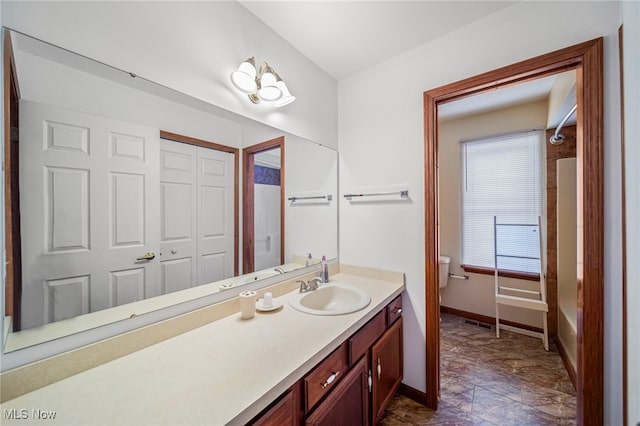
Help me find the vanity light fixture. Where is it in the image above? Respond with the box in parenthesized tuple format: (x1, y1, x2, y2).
(230, 57, 295, 107)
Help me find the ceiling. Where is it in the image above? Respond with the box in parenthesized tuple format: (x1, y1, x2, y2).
(438, 75, 554, 120)
(239, 1, 576, 121)
(239, 1, 516, 80)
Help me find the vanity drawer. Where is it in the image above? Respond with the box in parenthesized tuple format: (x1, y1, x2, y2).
(348, 310, 385, 365)
(304, 342, 348, 412)
(386, 295, 403, 326)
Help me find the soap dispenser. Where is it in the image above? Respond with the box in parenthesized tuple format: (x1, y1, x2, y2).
(321, 255, 329, 283)
(306, 253, 313, 267)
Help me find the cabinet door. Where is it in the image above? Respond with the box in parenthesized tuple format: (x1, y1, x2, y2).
(371, 317, 403, 423)
(251, 389, 296, 426)
(305, 357, 369, 426)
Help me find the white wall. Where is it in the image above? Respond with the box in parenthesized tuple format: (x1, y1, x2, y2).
(14, 44, 242, 147)
(1, 1, 338, 149)
(557, 158, 577, 371)
(439, 100, 548, 328)
(546, 71, 576, 127)
(338, 2, 623, 423)
(241, 121, 339, 264)
(284, 140, 339, 262)
(622, 2, 640, 424)
(602, 23, 624, 425)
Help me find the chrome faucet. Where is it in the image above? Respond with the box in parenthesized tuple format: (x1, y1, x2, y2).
(308, 276, 323, 291)
(298, 280, 309, 293)
(298, 276, 323, 293)
(274, 267, 286, 274)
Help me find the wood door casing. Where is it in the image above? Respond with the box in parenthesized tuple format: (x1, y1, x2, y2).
(4, 28, 22, 329)
(242, 136, 285, 274)
(423, 38, 604, 424)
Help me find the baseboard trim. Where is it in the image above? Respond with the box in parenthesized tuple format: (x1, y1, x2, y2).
(555, 337, 577, 391)
(398, 383, 428, 406)
(440, 306, 543, 334)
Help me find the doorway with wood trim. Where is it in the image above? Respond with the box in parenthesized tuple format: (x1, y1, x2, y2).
(242, 136, 285, 274)
(423, 38, 604, 424)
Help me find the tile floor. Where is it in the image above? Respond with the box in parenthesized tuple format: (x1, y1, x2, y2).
(378, 313, 576, 425)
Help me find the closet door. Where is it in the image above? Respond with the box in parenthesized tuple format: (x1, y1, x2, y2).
(196, 146, 235, 284)
(159, 139, 235, 291)
(159, 140, 198, 294)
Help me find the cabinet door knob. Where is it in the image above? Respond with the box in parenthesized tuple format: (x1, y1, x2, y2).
(395, 307, 402, 314)
(377, 358, 382, 379)
(321, 371, 340, 389)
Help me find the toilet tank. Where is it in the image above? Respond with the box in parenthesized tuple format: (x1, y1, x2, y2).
(439, 256, 451, 288)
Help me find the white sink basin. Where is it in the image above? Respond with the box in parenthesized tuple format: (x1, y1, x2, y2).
(289, 283, 371, 315)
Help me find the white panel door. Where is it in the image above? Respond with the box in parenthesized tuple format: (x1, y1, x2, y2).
(159, 140, 197, 294)
(197, 147, 234, 285)
(20, 101, 160, 329)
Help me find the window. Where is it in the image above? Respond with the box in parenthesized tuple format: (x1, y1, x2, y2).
(461, 130, 543, 273)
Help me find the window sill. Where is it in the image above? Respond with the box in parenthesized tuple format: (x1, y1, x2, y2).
(461, 265, 540, 282)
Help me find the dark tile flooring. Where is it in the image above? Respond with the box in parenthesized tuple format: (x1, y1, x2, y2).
(378, 313, 576, 425)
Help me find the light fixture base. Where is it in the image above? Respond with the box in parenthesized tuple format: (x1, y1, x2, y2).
(231, 56, 294, 107)
(248, 93, 261, 104)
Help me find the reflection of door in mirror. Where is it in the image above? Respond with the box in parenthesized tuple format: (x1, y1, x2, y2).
(4, 32, 22, 332)
(19, 102, 162, 330)
(14, 105, 238, 330)
(158, 133, 236, 291)
(243, 137, 284, 274)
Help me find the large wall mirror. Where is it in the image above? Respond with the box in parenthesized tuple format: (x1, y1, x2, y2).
(1, 29, 338, 358)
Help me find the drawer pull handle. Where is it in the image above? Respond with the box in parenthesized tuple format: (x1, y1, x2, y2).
(321, 371, 340, 388)
(377, 358, 382, 379)
(368, 370, 372, 393)
(395, 308, 402, 314)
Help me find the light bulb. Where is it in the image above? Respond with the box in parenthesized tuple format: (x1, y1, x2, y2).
(258, 71, 282, 101)
(230, 58, 257, 93)
(274, 81, 295, 107)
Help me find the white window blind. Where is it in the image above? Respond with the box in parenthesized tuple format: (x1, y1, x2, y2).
(461, 130, 543, 272)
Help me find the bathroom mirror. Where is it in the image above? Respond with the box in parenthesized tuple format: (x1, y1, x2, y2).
(2, 29, 338, 354)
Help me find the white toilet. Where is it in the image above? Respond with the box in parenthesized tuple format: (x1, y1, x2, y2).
(439, 256, 451, 289)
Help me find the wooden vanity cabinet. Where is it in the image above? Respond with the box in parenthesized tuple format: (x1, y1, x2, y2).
(304, 357, 369, 426)
(304, 343, 349, 411)
(386, 295, 403, 326)
(250, 294, 403, 426)
(371, 317, 403, 423)
(251, 386, 300, 426)
(348, 310, 386, 365)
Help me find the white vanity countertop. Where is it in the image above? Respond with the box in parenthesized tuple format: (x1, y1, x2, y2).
(0, 272, 404, 425)
(4, 262, 306, 352)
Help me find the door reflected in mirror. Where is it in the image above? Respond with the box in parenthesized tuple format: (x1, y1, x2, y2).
(2, 29, 338, 355)
(253, 147, 284, 271)
(243, 137, 285, 274)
